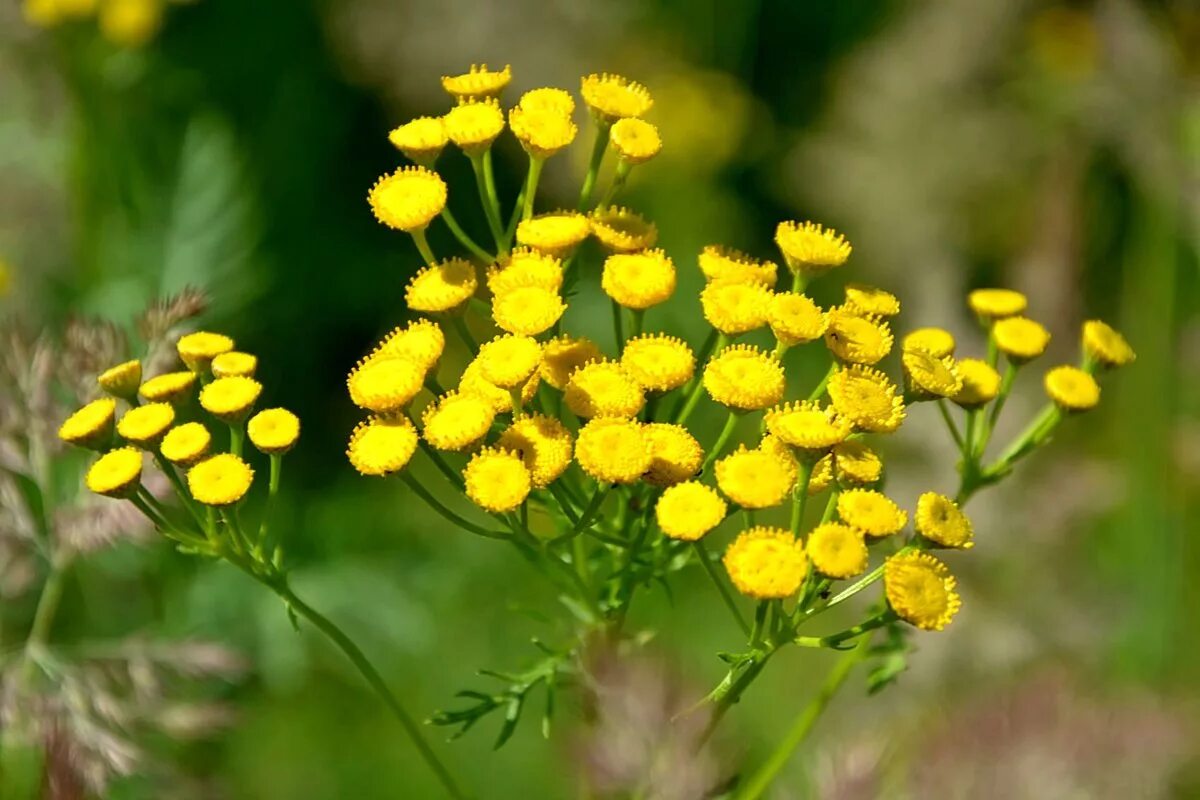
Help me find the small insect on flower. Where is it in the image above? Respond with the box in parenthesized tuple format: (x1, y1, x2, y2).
(371, 319, 445, 371)
(477, 334, 542, 388)
(698, 245, 778, 286)
(620, 334, 695, 393)
(1082, 320, 1135, 368)
(580, 73, 653, 122)
(199, 376, 263, 423)
(422, 391, 496, 451)
(347, 357, 424, 414)
(715, 446, 795, 509)
(177, 331, 234, 372)
(723, 527, 808, 599)
(59, 397, 118, 450)
(1044, 365, 1100, 412)
(347, 416, 419, 476)
(97, 359, 142, 399)
(518, 87, 575, 117)
(968, 288, 1027, 320)
(806, 522, 869, 579)
(510, 105, 578, 159)
(609, 118, 662, 165)
(902, 347, 963, 400)
(601, 249, 677, 310)
(443, 99, 506, 155)
(441, 64, 512, 101)
(824, 308, 894, 366)
(405, 258, 478, 312)
(884, 551, 962, 631)
(914, 492, 973, 549)
(902, 327, 956, 359)
(464, 448, 532, 513)
(187, 453, 254, 506)
(827, 365, 906, 433)
(139, 371, 197, 404)
(775, 221, 852, 276)
(589, 206, 658, 253)
(951, 358, 1002, 408)
(701, 281, 772, 336)
(643, 423, 703, 487)
(516, 212, 591, 259)
(117, 402, 176, 448)
(703, 345, 785, 411)
(211, 351, 258, 378)
(497, 415, 574, 488)
(388, 117, 448, 166)
(844, 284, 900, 317)
(768, 292, 827, 346)
(564, 360, 645, 419)
(993, 316, 1051, 362)
(368, 166, 448, 232)
(764, 401, 851, 452)
(160, 422, 212, 466)
(575, 418, 651, 485)
(837, 489, 907, 537)
(248, 409, 301, 455)
(540, 336, 604, 390)
(85, 447, 144, 498)
(656, 481, 727, 541)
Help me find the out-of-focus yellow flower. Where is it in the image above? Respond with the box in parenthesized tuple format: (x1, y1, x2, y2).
(497, 415, 574, 488)
(519, 87, 575, 116)
(347, 416, 418, 476)
(703, 345, 785, 411)
(902, 327, 956, 359)
(914, 492, 973, 549)
(601, 249, 676, 310)
(248, 409, 300, 455)
(139, 371, 197, 405)
(510, 105, 577, 159)
(580, 73, 653, 122)
(405, 258, 477, 312)
(844, 284, 900, 317)
(347, 357, 423, 414)
(477, 334, 541, 388)
(775, 221, 851, 277)
(643, 423, 703, 487)
(516, 212, 590, 259)
(620, 334, 694, 392)
(372, 320, 445, 371)
(968, 288, 1027, 319)
(723, 527, 807, 599)
(368, 167, 447, 232)
(540, 336, 603, 390)
(574, 418, 650, 485)
(884, 551, 961, 631)
(59, 398, 117, 450)
(441, 64, 512, 101)
(98, 359, 142, 400)
(827, 365, 905, 433)
(492, 286, 565, 336)
(768, 292, 826, 346)
(609, 118, 661, 165)
(951, 358, 1001, 408)
(187, 453, 254, 506)
(656, 481, 726, 541)
(444, 99, 506, 154)
(464, 448, 531, 513)
(700, 281, 772, 336)
(86, 447, 143, 498)
(824, 308, 893, 366)
(764, 401, 850, 451)
(160, 422, 212, 466)
(698, 246, 777, 286)
(200, 376, 262, 423)
(211, 351, 258, 379)
(177, 331, 234, 372)
(589, 207, 657, 253)
(993, 316, 1050, 362)
(423, 390, 496, 451)
(564, 360, 645, 419)
(117, 402, 175, 448)
(837, 489, 906, 537)
(1082, 320, 1135, 368)
(389, 117, 448, 166)
(98, 0, 163, 49)
(806, 522, 868, 579)
(902, 347, 963, 400)
(1044, 365, 1100, 412)
(715, 446, 794, 509)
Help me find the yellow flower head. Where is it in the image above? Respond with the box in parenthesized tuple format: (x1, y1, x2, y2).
(371, 319, 445, 372)
(589, 206, 658, 253)
(99, 0, 163, 48)
(575, 417, 650, 485)
(422, 390, 496, 451)
(827, 365, 906, 433)
(540, 336, 603, 390)
(464, 447, 532, 513)
(723, 527, 807, 599)
(388, 117, 448, 165)
(915, 492, 973, 548)
(477, 334, 542, 388)
(775, 221, 852, 276)
(824, 308, 893, 366)
(441, 64, 512, 101)
(368, 167, 447, 232)
(643, 423, 703, 487)
(187, 453, 254, 506)
(509, 105, 578, 159)
(515, 212, 591, 259)
(703, 345, 785, 411)
(457, 361, 512, 414)
(580, 73, 653, 122)
(117, 402, 175, 448)
(884, 551, 961, 631)
(968, 288, 1027, 319)
(656, 481, 726, 541)
(698, 246, 778, 286)
(837, 489, 907, 537)
(160, 422, 212, 466)
(98, 360, 142, 400)
(609, 118, 662, 165)
(902, 327, 956, 359)
(347, 416, 418, 476)
(564, 359, 645, 419)
(347, 357, 424, 414)
(620, 334, 695, 392)
(760, 433, 800, 476)
(248, 408, 300, 455)
(59, 398, 117, 450)
(715, 446, 795, 509)
(211, 351, 258, 379)
(177, 331, 234, 372)
(492, 286, 566, 336)
(139, 371, 197, 404)
(85, 447, 143, 498)
(769, 292, 827, 346)
(497, 414, 574, 488)
(519, 87, 575, 117)
(602, 249, 676, 310)
(488, 248, 565, 295)
(951, 358, 1001, 408)
(405, 258, 478, 313)
(902, 347, 963, 400)
(830, 440, 883, 486)
(806, 522, 869, 579)
(1082, 320, 1135, 368)
(1044, 365, 1100, 412)
(700, 280, 772, 335)
(844, 283, 900, 317)
(764, 401, 851, 451)
(993, 316, 1051, 362)
(443, 99, 506, 154)
(199, 376, 263, 423)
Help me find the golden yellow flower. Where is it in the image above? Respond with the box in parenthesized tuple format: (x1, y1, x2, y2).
(160, 422, 212, 466)
(85, 447, 143, 498)
(775, 221, 852, 276)
(902, 347, 963, 399)
(768, 292, 827, 346)
(347, 416, 418, 476)
(700, 280, 772, 335)
(477, 334, 542, 388)
(715, 446, 795, 509)
(347, 357, 424, 414)
(405, 258, 478, 312)
(98, 360, 142, 399)
(602, 249, 676, 310)
(806, 523, 868, 579)
(422, 390, 496, 451)
(656, 481, 726, 541)
(844, 283, 900, 317)
(199, 376, 263, 423)
(837, 489, 907, 537)
(464, 448, 531, 513)
(509, 105, 578, 159)
(723, 527, 807, 599)
(497, 415, 574, 488)
(697, 245, 778, 285)
(492, 286, 566, 336)
(764, 401, 851, 451)
(441, 64, 512, 101)
(914, 492, 973, 548)
(620, 334, 695, 392)
(703, 345, 785, 411)
(589, 206, 657, 253)
(643, 423, 703, 487)
(388, 117, 448, 165)
(99, 0, 163, 48)
(564, 360, 645, 419)
(824, 308, 893, 366)
(609, 118, 661, 164)
(574, 417, 650, 485)
(177, 331, 234, 372)
(459, 361, 539, 415)
(443, 99, 506, 154)
(139, 371, 197, 404)
(367, 167, 447, 232)
(580, 73, 653, 122)
(117, 402, 175, 448)
(1044, 365, 1100, 412)
(1082, 320, 1135, 368)
(827, 365, 906, 433)
(211, 351, 258, 379)
(993, 316, 1051, 362)
(540, 336, 603, 390)
(759, 433, 800, 477)
(371, 319, 445, 371)
(951, 358, 1001, 408)
(248, 408, 301, 455)
(902, 327, 956, 359)
(830, 440, 883, 486)
(59, 398, 117, 450)
(487, 248, 565, 295)
(884, 551, 961, 631)
(519, 87, 575, 116)
(515, 212, 591, 259)
(187, 453, 254, 506)
(968, 288, 1027, 319)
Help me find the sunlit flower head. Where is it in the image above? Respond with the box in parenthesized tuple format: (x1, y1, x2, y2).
(347, 416, 419, 476)
(837, 489, 907, 537)
(99, 0, 163, 49)
(775, 221, 852, 276)
(492, 285, 566, 336)
(515, 212, 590, 258)
(443, 99, 506, 154)
(589, 206, 657, 253)
(574, 417, 650, 485)
(98, 359, 142, 400)
(347, 357, 424, 414)
(388, 117, 448, 165)
(723, 527, 807, 599)
(540, 336, 603, 390)
(564, 359, 645, 419)
(160, 422, 212, 466)
(715, 446, 794, 509)
(519, 87, 575, 117)
(441, 64, 512, 101)
(902, 327, 956, 359)
(422, 390, 496, 451)
(902, 347, 963, 400)
(764, 401, 851, 451)
(1044, 365, 1100, 412)
(806, 523, 868, 579)
(951, 358, 1001, 408)
(1082, 320, 1135, 368)
(458, 360, 529, 414)
(368, 167, 447, 232)
(915, 492, 973, 549)
(85, 447, 143, 498)
(477, 334, 542, 388)
(824, 308, 893, 366)
(656, 482, 726, 541)
(602, 249, 676, 310)
(59, 398, 117, 450)
(510, 105, 578, 159)
(117, 402, 175, 448)
(187, 453, 254, 506)
(497, 414, 574, 488)
(827, 365, 906, 433)
(826, 440, 883, 487)
(371, 319, 445, 372)
(139, 371, 197, 405)
(993, 316, 1051, 362)
(609, 118, 661, 165)
(405, 258, 478, 313)
(884, 551, 961, 631)
(620, 334, 695, 392)
(759, 433, 800, 477)
(703, 345, 785, 411)
(968, 288, 1027, 319)
(844, 284, 900, 317)
(199, 376, 262, 423)
(488, 248, 564, 295)
(698, 246, 778, 286)
(464, 448, 532, 513)
(580, 73, 653, 122)
(768, 292, 827, 346)
(248, 408, 301, 455)
(700, 280, 772, 335)
(177, 331, 234, 372)
(211, 351, 258, 379)
(643, 423, 703, 487)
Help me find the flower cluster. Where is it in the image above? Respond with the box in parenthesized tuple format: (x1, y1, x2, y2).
(22, 0, 168, 48)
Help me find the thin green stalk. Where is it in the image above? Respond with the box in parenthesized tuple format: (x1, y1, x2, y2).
(577, 122, 611, 211)
(469, 151, 507, 252)
(131, 490, 174, 533)
(410, 227, 438, 266)
(700, 410, 740, 474)
(790, 460, 815, 536)
(21, 556, 70, 681)
(694, 539, 750, 637)
(401, 473, 507, 539)
(977, 361, 1018, 457)
(258, 454, 282, 556)
(558, 483, 611, 541)
(153, 452, 205, 529)
(936, 399, 965, 450)
(820, 489, 840, 524)
(597, 159, 632, 209)
(448, 314, 479, 357)
(229, 424, 244, 457)
(808, 362, 836, 401)
(413, 434, 466, 491)
(521, 156, 544, 221)
(611, 300, 625, 350)
(439, 209, 493, 263)
(629, 309, 644, 338)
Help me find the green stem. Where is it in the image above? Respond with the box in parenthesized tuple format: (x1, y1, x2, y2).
(448, 314, 479, 357)
(229, 424, 244, 458)
(597, 159, 632, 209)
(700, 410, 740, 474)
(611, 299, 625, 351)
(439, 209, 493, 263)
(521, 156, 544, 222)
(693, 539, 750, 637)
(936, 399, 965, 450)
(577, 122, 612, 211)
(410, 227, 438, 267)
(790, 460, 815, 536)
(258, 454, 282, 557)
(470, 152, 507, 252)
(21, 556, 70, 681)
(401, 473, 506, 539)
(558, 483, 610, 541)
(977, 361, 1018, 458)
(808, 363, 836, 401)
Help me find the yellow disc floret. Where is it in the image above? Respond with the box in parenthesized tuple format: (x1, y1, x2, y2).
(993, 316, 1051, 362)
(768, 292, 827, 346)
(540, 336, 603, 390)
(487, 248, 564, 295)
(211, 351, 258, 379)
(830, 440, 883, 486)
(564, 360, 645, 419)
(510, 105, 577, 159)
(59, 398, 117, 450)
(902, 347, 963, 399)
(85, 447, 143, 498)
(589, 207, 657, 253)
(347, 357, 424, 414)
(806, 523, 868, 579)
(609, 118, 662, 165)
(884, 551, 962, 631)
(422, 390, 496, 451)
(367, 167, 447, 232)
(837, 489, 907, 537)
(247, 408, 301, 455)
(656, 482, 726, 541)
(388, 116, 448, 165)
(715, 446, 795, 509)
(518, 87, 575, 116)
(492, 285, 566, 336)
(580, 73, 653, 122)
(601, 249, 676, 309)
(516, 212, 591, 258)
(347, 416, 418, 476)
(477, 334, 542, 388)
(951, 358, 1001, 408)
(1044, 365, 1100, 412)
(698, 246, 778, 286)
(160, 422, 212, 466)
(914, 492, 973, 549)
(405, 258, 478, 313)
(97, 360, 142, 399)
(620, 334, 695, 392)
(574, 418, 650, 485)
(844, 283, 900, 317)
(643, 423, 703, 487)
(497, 415, 574, 488)
(824, 308, 893, 366)
(464, 447, 531, 513)
(968, 288, 1027, 319)
(902, 327, 956, 359)
(177, 332, 234, 372)
(139, 371, 197, 404)
(723, 527, 807, 599)
(187, 453, 254, 506)
(199, 376, 262, 423)
(371, 319, 445, 371)
(775, 220, 852, 276)
(1082, 320, 1135, 368)
(441, 64, 512, 101)
(443, 99, 506, 154)
(703, 345, 785, 411)
(117, 402, 175, 448)
(827, 365, 906, 433)
(701, 280, 772, 335)
(764, 401, 851, 451)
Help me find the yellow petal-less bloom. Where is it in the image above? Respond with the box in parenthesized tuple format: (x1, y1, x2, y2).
(388, 117, 448, 165)
(464, 448, 531, 513)
(620, 334, 695, 392)
(444, 99, 506, 155)
(199, 376, 263, 423)
(827, 365, 905, 433)
(477, 334, 542, 388)
(837, 489, 907, 537)
(459, 361, 520, 414)
(764, 401, 851, 451)
(211, 351, 258, 378)
(884, 551, 962, 631)
(760, 433, 800, 477)
(768, 292, 827, 346)
(703, 345, 785, 411)
(698, 246, 778, 286)
(609, 118, 661, 165)
(368, 167, 447, 232)
(540, 336, 603, 390)
(497, 415, 574, 488)
(1044, 365, 1100, 412)
(347, 416, 418, 476)
(564, 360, 645, 419)
(98, 360, 142, 399)
(177, 331, 234, 372)
(248, 408, 301, 455)
(187, 453, 254, 506)
(139, 371, 197, 404)
(422, 390, 496, 451)
(580, 73, 653, 122)
(830, 440, 883, 486)
(347, 357, 424, 414)
(510, 106, 577, 159)
(59, 398, 117, 450)
(951, 358, 1001, 408)
(701, 281, 772, 335)
(85, 447, 143, 498)
(723, 527, 807, 599)
(824, 308, 893, 366)
(902, 347, 963, 399)
(515, 212, 591, 259)
(643, 423, 703, 487)
(1082, 320, 1135, 368)
(914, 492, 973, 549)
(405, 258, 478, 312)
(968, 288, 1027, 319)
(371, 319, 445, 371)
(589, 207, 657, 253)
(441, 64, 512, 101)
(492, 286, 566, 336)
(160, 422, 212, 466)
(602, 249, 676, 310)
(519, 87, 575, 116)
(488, 248, 565, 295)
(844, 284, 900, 317)
(715, 446, 794, 509)
(902, 327, 956, 359)
(806, 523, 868, 579)
(98, 0, 163, 49)
(656, 482, 726, 541)
(575, 418, 650, 485)
(775, 221, 852, 276)
(117, 402, 175, 448)
(993, 316, 1051, 362)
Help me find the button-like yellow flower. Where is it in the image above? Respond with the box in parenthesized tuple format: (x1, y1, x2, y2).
(589, 207, 658, 253)
(59, 398, 117, 450)
(1044, 365, 1100, 412)
(459, 361, 539, 414)
(347, 357, 424, 414)
(85, 447, 143, 498)
(405, 258, 478, 312)
(160, 422, 212, 466)
(827, 365, 906, 433)
(388, 117, 448, 166)
(828, 440, 883, 487)
(837, 489, 907, 537)
(723, 527, 807, 599)
(844, 283, 900, 317)
(1082, 320, 1135, 368)
(98, 360, 142, 400)
(371, 319, 445, 371)
(188, 453, 254, 506)
(464, 447, 531, 513)
(764, 401, 851, 451)
(117, 402, 175, 448)
(884, 551, 961, 631)
(518, 87, 575, 116)
(656, 481, 726, 541)
(211, 351, 258, 379)
(902, 327, 956, 359)
(444, 99, 506, 155)
(492, 286, 566, 336)
(199, 376, 262, 423)
(248, 408, 301, 455)
(477, 334, 542, 388)
(643, 423, 703, 487)
(993, 316, 1051, 362)
(139, 371, 197, 404)
(914, 492, 973, 548)
(441, 64, 512, 101)
(602, 249, 676, 310)
(715, 446, 795, 509)
(824, 308, 893, 366)
(367, 167, 447, 232)
(703, 345, 785, 411)
(515, 212, 590, 259)
(580, 73, 653, 122)
(497, 415, 574, 488)
(422, 390, 496, 451)
(951, 358, 1001, 408)
(609, 118, 661, 165)
(775, 220, 852, 276)
(968, 288, 1027, 319)
(768, 292, 827, 346)
(806, 522, 868, 579)
(99, 0, 163, 48)
(574, 418, 650, 485)
(902, 347, 963, 400)
(697, 246, 778, 286)
(177, 331, 234, 372)
(701, 281, 772, 335)
(487, 248, 565, 295)
(540, 336, 603, 390)
(347, 416, 418, 476)
(510, 105, 577, 159)
(620, 334, 695, 392)
(564, 360, 645, 419)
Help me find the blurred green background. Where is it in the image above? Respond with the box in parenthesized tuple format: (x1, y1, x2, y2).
(2, 0, 1198, 797)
